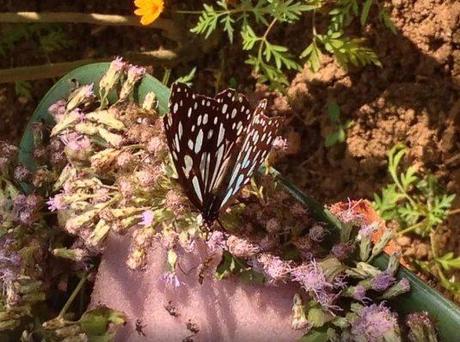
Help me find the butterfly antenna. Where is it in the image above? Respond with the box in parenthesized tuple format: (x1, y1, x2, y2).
(216, 218, 227, 231)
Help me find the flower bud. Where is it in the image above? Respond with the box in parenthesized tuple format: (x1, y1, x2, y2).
(119, 65, 146, 101)
(67, 84, 94, 111)
(380, 278, 410, 300)
(99, 57, 126, 102)
(291, 294, 309, 330)
(13, 165, 31, 182)
(406, 312, 437, 342)
(142, 91, 157, 111)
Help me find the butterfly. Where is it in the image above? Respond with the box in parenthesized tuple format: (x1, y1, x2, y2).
(163, 83, 283, 226)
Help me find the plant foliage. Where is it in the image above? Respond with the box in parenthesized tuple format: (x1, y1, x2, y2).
(189, 0, 394, 88)
(373, 144, 460, 296)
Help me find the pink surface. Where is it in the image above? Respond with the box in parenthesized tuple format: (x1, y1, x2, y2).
(90, 233, 304, 341)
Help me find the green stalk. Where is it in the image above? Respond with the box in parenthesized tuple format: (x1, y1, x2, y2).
(58, 274, 88, 319)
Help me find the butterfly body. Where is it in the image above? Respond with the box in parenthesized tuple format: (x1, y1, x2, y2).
(164, 83, 282, 225)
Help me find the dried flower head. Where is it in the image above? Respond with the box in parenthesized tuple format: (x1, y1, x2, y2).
(331, 242, 354, 261)
(13, 165, 31, 182)
(226, 235, 260, 258)
(371, 272, 396, 292)
(206, 231, 227, 252)
(309, 224, 326, 242)
(405, 312, 437, 342)
(48, 99, 67, 122)
(254, 253, 291, 283)
(136, 166, 162, 187)
(351, 303, 399, 342)
(265, 218, 281, 234)
(120, 65, 146, 101)
(165, 190, 186, 212)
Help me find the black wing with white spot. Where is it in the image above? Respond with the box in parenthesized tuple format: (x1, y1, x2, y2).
(218, 101, 283, 212)
(164, 83, 251, 216)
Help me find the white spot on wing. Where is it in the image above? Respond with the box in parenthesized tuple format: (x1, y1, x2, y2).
(192, 176, 203, 203)
(183, 155, 193, 178)
(195, 129, 203, 153)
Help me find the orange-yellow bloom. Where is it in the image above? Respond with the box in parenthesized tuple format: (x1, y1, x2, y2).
(134, 0, 164, 26)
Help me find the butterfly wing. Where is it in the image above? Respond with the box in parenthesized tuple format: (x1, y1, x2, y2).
(216, 100, 283, 212)
(163, 83, 252, 218)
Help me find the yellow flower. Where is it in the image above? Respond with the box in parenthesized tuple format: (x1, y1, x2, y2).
(134, 0, 164, 26)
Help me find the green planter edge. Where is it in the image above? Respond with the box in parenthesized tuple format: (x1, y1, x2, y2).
(18, 63, 460, 341)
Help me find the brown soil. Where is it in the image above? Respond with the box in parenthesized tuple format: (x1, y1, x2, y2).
(1, 0, 460, 300)
(273, 0, 460, 300)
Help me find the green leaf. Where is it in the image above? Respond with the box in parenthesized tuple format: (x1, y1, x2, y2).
(325, 132, 339, 147)
(379, 8, 397, 34)
(215, 250, 241, 280)
(79, 306, 126, 337)
(221, 15, 235, 42)
(15, 80, 33, 99)
(436, 253, 460, 272)
(301, 40, 322, 72)
(299, 327, 329, 342)
(360, 0, 374, 26)
(327, 100, 340, 122)
(175, 67, 197, 86)
(241, 24, 258, 50)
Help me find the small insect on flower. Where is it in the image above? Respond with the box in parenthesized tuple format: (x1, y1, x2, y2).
(164, 300, 180, 317)
(135, 319, 146, 336)
(134, 0, 164, 26)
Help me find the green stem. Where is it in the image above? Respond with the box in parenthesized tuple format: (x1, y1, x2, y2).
(58, 273, 88, 318)
(397, 220, 426, 235)
(257, 18, 278, 64)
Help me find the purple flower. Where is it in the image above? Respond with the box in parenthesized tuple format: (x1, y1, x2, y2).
(14, 165, 31, 182)
(359, 223, 378, 237)
(291, 259, 333, 299)
(48, 100, 66, 121)
(226, 235, 260, 258)
(141, 210, 154, 226)
(334, 199, 364, 225)
(47, 194, 67, 212)
(112, 57, 126, 71)
(309, 224, 326, 242)
(127, 65, 146, 82)
(162, 272, 183, 288)
(352, 285, 369, 302)
(331, 242, 354, 260)
(351, 303, 398, 342)
(207, 231, 227, 252)
(371, 272, 395, 292)
(254, 254, 291, 283)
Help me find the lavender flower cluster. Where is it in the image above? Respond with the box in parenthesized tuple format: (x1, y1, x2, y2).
(0, 59, 439, 341)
